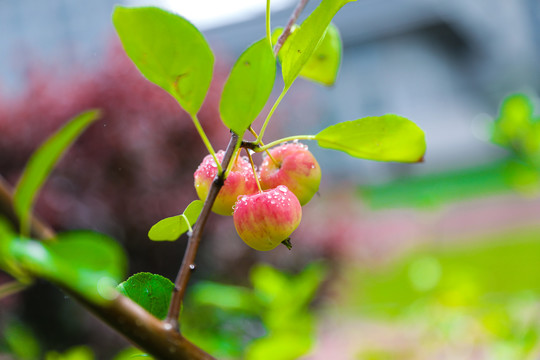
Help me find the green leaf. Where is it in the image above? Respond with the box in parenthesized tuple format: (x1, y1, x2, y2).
(250, 263, 289, 305)
(113, 6, 214, 116)
(13, 110, 100, 235)
(148, 200, 204, 241)
(273, 24, 342, 86)
(117, 272, 174, 320)
(9, 231, 126, 303)
(280, 0, 355, 88)
(45, 346, 94, 360)
(315, 115, 426, 162)
(220, 38, 276, 135)
(245, 331, 313, 360)
(298, 23, 341, 86)
(4, 321, 41, 360)
(191, 281, 259, 314)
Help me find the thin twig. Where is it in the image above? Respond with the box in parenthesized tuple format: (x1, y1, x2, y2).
(0, 280, 28, 299)
(273, 0, 310, 55)
(0, 175, 55, 240)
(166, 132, 240, 330)
(249, 126, 279, 166)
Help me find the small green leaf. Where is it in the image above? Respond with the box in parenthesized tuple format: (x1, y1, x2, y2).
(9, 231, 126, 303)
(0, 217, 29, 281)
(117, 272, 174, 320)
(220, 38, 276, 135)
(315, 115, 426, 162)
(148, 200, 203, 241)
(183, 199, 204, 222)
(113, 348, 153, 360)
(280, 0, 355, 88)
(492, 93, 535, 148)
(13, 110, 99, 235)
(4, 321, 41, 360)
(113, 6, 214, 116)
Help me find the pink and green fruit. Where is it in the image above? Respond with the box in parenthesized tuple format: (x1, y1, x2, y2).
(259, 142, 321, 205)
(194, 150, 259, 216)
(233, 185, 302, 251)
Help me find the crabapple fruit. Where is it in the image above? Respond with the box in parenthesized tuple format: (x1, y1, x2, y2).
(194, 150, 258, 216)
(259, 142, 321, 205)
(233, 185, 302, 251)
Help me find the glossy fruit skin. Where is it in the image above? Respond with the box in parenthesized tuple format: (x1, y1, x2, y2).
(259, 142, 321, 206)
(233, 185, 302, 251)
(194, 151, 259, 216)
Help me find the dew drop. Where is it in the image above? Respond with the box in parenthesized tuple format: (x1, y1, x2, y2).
(278, 185, 288, 193)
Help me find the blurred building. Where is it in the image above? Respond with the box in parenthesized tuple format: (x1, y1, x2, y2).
(1, 0, 539, 183)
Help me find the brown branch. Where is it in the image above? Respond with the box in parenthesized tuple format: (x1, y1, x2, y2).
(78, 293, 215, 360)
(274, 0, 310, 55)
(166, 132, 240, 330)
(0, 177, 216, 360)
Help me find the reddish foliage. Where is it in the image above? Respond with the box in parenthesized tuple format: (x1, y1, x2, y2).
(0, 40, 231, 275)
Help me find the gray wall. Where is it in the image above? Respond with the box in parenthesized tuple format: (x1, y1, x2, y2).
(1, 0, 539, 183)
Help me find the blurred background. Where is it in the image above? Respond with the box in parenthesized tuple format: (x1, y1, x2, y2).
(1, 0, 540, 359)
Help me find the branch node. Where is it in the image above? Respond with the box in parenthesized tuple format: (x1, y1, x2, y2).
(241, 141, 259, 150)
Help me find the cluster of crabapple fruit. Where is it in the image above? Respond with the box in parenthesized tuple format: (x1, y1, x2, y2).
(194, 142, 321, 251)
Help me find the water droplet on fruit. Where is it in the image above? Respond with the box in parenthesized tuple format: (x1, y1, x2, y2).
(293, 139, 299, 144)
(278, 185, 288, 193)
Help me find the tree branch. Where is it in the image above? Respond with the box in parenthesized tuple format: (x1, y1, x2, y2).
(166, 132, 240, 330)
(273, 0, 310, 55)
(0, 177, 216, 360)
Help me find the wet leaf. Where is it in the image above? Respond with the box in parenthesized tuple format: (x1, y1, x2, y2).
(220, 38, 276, 135)
(117, 272, 174, 320)
(316, 115, 426, 162)
(113, 6, 214, 116)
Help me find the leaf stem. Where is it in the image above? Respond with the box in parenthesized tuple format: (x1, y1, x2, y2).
(181, 214, 193, 234)
(266, 0, 272, 47)
(256, 134, 316, 152)
(249, 126, 279, 166)
(223, 134, 242, 178)
(256, 87, 288, 144)
(245, 149, 262, 192)
(273, 0, 310, 55)
(166, 133, 239, 330)
(191, 114, 221, 173)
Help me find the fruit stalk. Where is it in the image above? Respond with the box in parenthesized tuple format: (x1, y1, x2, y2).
(166, 132, 240, 330)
